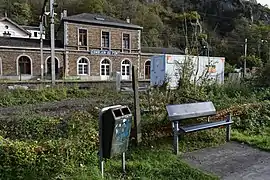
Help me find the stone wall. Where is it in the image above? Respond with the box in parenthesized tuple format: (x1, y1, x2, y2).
(67, 52, 139, 80)
(66, 22, 140, 52)
(0, 47, 159, 80)
(0, 49, 64, 80)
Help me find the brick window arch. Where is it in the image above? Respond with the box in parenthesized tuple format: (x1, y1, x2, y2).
(77, 57, 90, 75)
(17, 55, 31, 75)
(144, 60, 151, 79)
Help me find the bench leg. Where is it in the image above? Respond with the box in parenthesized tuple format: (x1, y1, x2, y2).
(173, 121, 179, 155)
(226, 114, 231, 142)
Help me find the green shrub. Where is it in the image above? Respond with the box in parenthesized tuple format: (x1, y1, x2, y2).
(0, 116, 64, 141)
(233, 101, 270, 133)
(0, 110, 99, 179)
(254, 61, 270, 87)
(0, 137, 39, 180)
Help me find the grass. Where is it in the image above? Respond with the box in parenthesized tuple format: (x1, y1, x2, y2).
(1, 83, 270, 179)
(67, 140, 218, 180)
(232, 128, 270, 152)
(0, 110, 223, 180)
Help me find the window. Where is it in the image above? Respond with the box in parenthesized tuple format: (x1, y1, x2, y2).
(34, 32, 38, 37)
(121, 59, 131, 80)
(102, 31, 110, 48)
(47, 57, 59, 75)
(123, 33, 130, 49)
(18, 56, 31, 75)
(77, 58, 89, 75)
(100, 59, 111, 76)
(121, 59, 131, 76)
(145, 60, 151, 79)
(79, 29, 87, 46)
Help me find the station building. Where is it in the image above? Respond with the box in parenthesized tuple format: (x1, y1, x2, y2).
(0, 11, 183, 81)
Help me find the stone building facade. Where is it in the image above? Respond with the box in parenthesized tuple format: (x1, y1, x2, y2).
(0, 11, 183, 81)
(57, 12, 143, 80)
(0, 37, 64, 80)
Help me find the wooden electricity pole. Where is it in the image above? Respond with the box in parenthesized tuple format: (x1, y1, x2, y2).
(132, 65, 142, 144)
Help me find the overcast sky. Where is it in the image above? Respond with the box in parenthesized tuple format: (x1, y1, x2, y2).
(257, 0, 270, 7)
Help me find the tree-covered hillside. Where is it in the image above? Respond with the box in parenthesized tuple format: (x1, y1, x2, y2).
(1, 0, 270, 68)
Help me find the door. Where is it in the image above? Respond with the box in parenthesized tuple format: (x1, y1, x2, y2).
(47, 57, 59, 76)
(121, 59, 131, 80)
(144, 60, 151, 79)
(100, 59, 111, 80)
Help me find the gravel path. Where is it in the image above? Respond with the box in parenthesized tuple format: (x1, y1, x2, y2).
(183, 142, 270, 180)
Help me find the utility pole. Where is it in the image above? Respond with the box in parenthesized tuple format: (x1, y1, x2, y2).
(244, 38, 247, 78)
(40, 17, 44, 80)
(268, 41, 270, 63)
(50, 0, 56, 85)
(132, 65, 142, 145)
(40, 0, 49, 80)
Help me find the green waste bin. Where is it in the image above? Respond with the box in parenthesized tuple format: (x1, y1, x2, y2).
(99, 105, 132, 159)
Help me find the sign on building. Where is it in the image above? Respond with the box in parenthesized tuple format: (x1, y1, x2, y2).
(90, 49, 118, 55)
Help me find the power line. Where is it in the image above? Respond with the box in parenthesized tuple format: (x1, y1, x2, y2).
(141, 32, 269, 45)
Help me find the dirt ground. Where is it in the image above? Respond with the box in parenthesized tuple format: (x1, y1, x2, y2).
(0, 97, 136, 125)
(183, 142, 270, 180)
(0, 98, 98, 118)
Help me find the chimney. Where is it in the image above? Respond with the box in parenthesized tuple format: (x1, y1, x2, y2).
(126, 17, 130, 23)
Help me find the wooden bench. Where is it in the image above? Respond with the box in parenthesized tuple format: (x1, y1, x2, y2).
(166, 101, 233, 155)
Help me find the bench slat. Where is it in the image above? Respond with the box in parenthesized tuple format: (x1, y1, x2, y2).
(179, 120, 233, 133)
(167, 102, 216, 121)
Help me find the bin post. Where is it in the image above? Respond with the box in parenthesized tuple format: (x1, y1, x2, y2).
(122, 152, 126, 173)
(99, 156, 104, 178)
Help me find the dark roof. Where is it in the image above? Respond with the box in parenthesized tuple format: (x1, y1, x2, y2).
(0, 17, 31, 36)
(22, 26, 40, 31)
(141, 47, 184, 55)
(62, 13, 143, 30)
(0, 37, 63, 48)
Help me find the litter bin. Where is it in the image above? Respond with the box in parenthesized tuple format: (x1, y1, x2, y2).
(99, 105, 132, 159)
